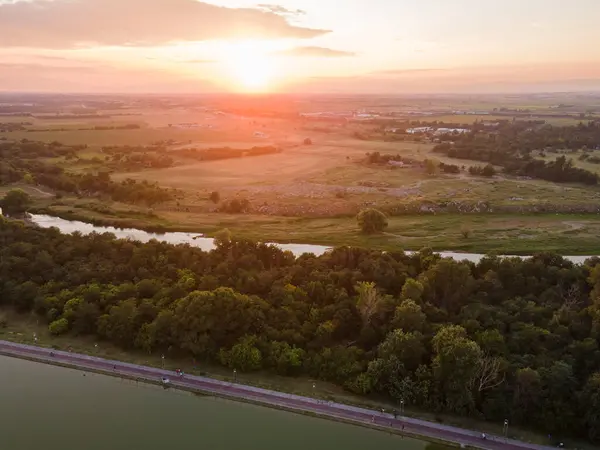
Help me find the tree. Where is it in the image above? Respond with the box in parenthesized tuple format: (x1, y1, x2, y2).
(393, 299, 426, 333)
(214, 228, 232, 249)
(357, 208, 388, 234)
(400, 279, 424, 303)
(303, 138, 312, 145)
(355, 282, 381, 326)
(482, 164, 496, 177)
(378, 329, 426, 371)
(209, 191, 220, 204)
(468, 354, 505, 394)
(220, 335, 262, 372)
(432, 325, 482, 413)
(581, 373, 600, 442)
(49, 318, 69, 335)
(267, 341, 305, 375)
(0, 189, 31, 214)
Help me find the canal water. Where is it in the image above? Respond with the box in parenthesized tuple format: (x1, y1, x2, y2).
(0, 355, 441, 450)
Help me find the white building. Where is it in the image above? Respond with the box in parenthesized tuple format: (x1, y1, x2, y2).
(406, 127, 434, 134)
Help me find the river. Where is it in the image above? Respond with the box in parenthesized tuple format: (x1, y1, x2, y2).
(0, 355, 443, 450)
(25, 214, 598, 264)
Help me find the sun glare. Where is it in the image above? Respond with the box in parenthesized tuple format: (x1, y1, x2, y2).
(222, 41, 277, 92)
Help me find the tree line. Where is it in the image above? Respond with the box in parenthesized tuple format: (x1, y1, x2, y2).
(434, 142, 598, 185)
(0, 141, 176, 206)
(1, 219, 599, 442)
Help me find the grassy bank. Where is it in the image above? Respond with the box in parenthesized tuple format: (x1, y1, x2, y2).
(0, 309, 584, 448)
(29, 197, 600, 255)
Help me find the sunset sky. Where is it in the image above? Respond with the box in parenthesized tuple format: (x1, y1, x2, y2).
(1, 0, 600, 93)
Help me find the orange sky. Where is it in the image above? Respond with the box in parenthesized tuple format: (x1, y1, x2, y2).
(1, 0, 600, 93)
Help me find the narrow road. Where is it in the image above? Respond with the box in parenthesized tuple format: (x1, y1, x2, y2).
(0, 340, 552, 450)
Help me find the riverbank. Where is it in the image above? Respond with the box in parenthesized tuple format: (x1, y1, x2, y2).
(0, 339, 553, 450)
(0, 310, 581, 449)
(28, 200, 600, 256)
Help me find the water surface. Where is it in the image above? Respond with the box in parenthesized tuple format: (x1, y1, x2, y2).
(0, 355, 434, 450)
(27, 214, 598, 264)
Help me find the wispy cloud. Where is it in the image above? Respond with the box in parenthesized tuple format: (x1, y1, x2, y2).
(0, 0, 329, 49)
(0, 62, 217, 93)
(374, 68, 447, 75)
(275, 46, 356, 57)
(257, 4, 306, 16)
(146, 57, 217, 64)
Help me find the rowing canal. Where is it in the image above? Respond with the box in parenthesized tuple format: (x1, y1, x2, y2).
(0, 356, 448, 450)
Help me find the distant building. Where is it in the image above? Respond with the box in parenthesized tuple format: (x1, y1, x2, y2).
(406, 127, 434, 134)
(434, 128, 469, 135)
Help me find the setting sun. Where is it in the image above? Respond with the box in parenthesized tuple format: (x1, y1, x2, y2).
(222, 41, 278, 92)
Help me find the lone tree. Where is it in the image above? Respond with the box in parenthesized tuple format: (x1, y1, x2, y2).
(357, 208, 388, 234)
(0, 189, 31, 214)
(209, 191, 220, 204)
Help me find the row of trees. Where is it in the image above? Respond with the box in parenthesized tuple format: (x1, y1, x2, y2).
(0, 142, 176, 206)
(431, 122, 600, 185)
(1, 218, 600, 442)
(170, 146, 281, 162)
(433, 144, 598, 185)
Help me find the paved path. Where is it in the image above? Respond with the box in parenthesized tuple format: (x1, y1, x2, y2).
(0, 340, 553, 450)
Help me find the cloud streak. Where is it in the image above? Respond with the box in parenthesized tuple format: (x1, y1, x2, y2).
(257, 4, 306, 16)
(276, 46, 356, 57)
(0, 0, 329, 49)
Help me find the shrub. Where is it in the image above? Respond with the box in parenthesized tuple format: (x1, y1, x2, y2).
(461, 226, 472, 239)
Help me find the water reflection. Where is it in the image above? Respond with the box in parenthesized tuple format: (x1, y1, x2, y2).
(13, 213, 599, 264)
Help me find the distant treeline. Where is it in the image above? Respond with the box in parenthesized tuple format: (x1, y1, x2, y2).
(170, 146, 281, 161)
(0, 141, 175, 205)
(27, 124, 141, 132)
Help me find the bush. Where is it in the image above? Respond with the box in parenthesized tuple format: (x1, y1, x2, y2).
(219, 198, 250, 214)
(482, 164, 496, 177)
(461, 226, 472, 239)
(425, 159, 439, 176)
(357, 208, 388, 234)
(303, 138, 312, 145)
(209, 191, 220, 204)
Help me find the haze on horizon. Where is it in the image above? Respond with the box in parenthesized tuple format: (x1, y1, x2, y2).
(1, 0, 599, 94)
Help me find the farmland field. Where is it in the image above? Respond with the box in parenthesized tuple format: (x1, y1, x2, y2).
(4, 93, 600, 255)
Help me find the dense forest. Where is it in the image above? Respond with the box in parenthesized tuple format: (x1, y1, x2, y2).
(432, 122, 600, 185)
(1, 218, 600, 442)
(0, 141, 175, 205)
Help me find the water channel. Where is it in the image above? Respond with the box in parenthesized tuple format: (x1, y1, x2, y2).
(26, 214, 598, 264)
(0, 355, 442, 450)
